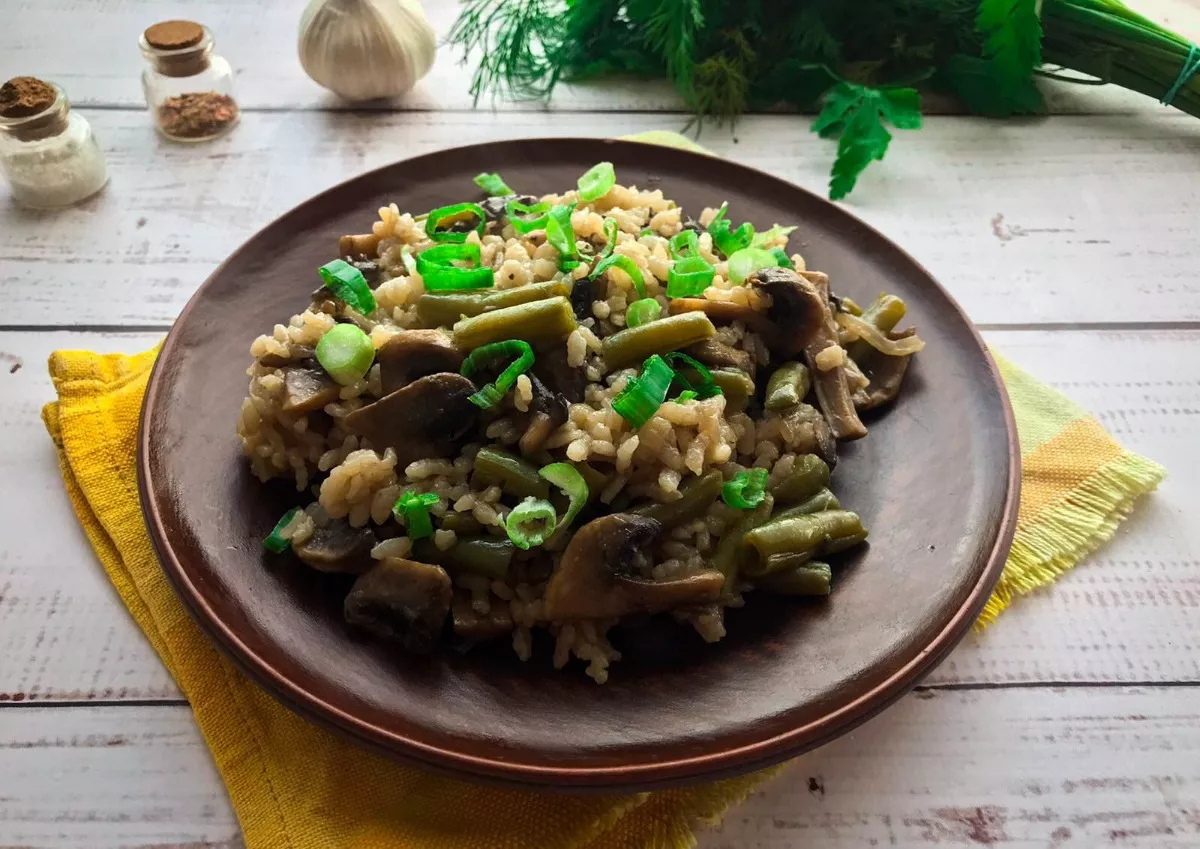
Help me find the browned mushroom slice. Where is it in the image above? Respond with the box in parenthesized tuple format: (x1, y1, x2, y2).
(338, 233, 380, 257)
(344, 557, 452, 654)
(532, 354, 587, 404)
(667, 298, 775, 338)
(544, 514, 725, 621)
(451, 593, 514, 644)
(684, 338, 754, 373)
(343, 373, 478, 465)
(259, 344, 316, 370)
(375, 329, 464, 395)
(751, 267, 867, 441)
(293, 520, 377, 574)
(280, 368, 341, 414)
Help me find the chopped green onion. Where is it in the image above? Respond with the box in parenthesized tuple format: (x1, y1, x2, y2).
(722, 468, 769, 509)
(577, 161, 616, 203)
(639, 226, 654, 238)
(598, 218, 619, 262)
(664, 352, 723, 398)
(460, 339, 535, 409)
(676, 390, 698, 403)
(592, 253, 646, 298)
(506, 199, 550, 235)
(612, 354, 675, 428)
(626, 297, 662, 328)
(707, 203, 755, 257)
(394, 490, 440, 540)
(315, 323, 375, 386)
(318, 259, 376, 314)
(425, 202, 486, 244)
(669, 229, 699, 259)
(505, 496, 558, 550)
(769, 247, 794, 269)
(727, 247, 781, 285)
(474, 172, 513, 196)
(545, 204, 579, 269)
(400, 244, 418, 277)
(263, 507, 301, 553)
(666, 255, 715, 297)
(750, 224, 798, 249)
(415, 243, 495, 291)
(539, 463, 588, 531)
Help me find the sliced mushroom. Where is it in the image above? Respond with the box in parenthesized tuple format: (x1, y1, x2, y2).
(346, 256, 382, 288)
(375, 330, 464, 395)
(667, 298, 775, 338)
(532, 355, 587, 404)
(343, 557, 452, 654)
(684, 338, 754, 373)
(451, 593, 514, 644)
(853, 328, 916, 412)
(519, 374, 569, 456)
(280, 368, 341, 414)
(751, 268, 867, 441)
(343, 373, 478, 465)
(293, 520, 377, 574)
(338, 233, 380, 257)
(259, 344, 316, 370)
(479, 193, 538, 229)
(544, 514, 725, 621)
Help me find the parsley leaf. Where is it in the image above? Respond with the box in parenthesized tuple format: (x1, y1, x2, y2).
(941, 54, 1046, 116)
(973, 0, 1044, 114)
(812, 83, 923, 200)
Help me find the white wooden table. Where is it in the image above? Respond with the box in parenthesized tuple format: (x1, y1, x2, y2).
(2, 2, 1199, 846)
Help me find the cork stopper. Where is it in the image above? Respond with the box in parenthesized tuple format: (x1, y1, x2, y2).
(0, 76, 57, 119)
(144, 20, 205, 50)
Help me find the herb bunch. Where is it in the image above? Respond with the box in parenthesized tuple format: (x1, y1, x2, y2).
(449, 0, 1200, 199)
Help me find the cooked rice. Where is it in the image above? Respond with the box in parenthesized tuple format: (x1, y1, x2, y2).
(237, 177, 901, 684)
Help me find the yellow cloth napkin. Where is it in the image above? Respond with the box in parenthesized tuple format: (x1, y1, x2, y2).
(40, 133, 1165, 848)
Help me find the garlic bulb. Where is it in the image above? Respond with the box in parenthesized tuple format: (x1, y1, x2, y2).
(298, 0, 436, 101)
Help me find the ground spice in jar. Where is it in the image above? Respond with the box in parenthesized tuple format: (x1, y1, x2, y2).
(157, 91, 239, 140)
(0, 77, 57, 119)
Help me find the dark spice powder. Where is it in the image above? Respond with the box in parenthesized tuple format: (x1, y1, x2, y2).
(157, 91, 239, 140)
(0, 76, 56, 119)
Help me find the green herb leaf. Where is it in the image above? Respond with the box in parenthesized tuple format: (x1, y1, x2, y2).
(976, 0, 1044, 109)
(812, 82, 923, 201)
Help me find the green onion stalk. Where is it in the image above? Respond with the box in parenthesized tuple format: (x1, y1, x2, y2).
(449, 0, 1200, 199)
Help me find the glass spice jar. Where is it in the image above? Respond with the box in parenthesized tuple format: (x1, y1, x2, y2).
(0, 76, 109, 209)
(139, 19, 240, 142)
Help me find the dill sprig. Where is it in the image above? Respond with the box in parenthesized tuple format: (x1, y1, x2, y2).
(450, 0, 1200, 199)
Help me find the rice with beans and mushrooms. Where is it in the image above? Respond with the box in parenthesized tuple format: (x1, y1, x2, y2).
(238, 163, 924, 683)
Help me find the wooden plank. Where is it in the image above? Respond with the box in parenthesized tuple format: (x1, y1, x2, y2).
(0, 328, 1193, 704)
(6, 0, 1197, 115)
(1, 687, 1198, 847)
(3, 109, 1200, 327)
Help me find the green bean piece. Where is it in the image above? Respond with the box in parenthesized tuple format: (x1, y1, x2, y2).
(676, 367, 754, 413)
(769, 454, 831, 506)
(754, 562, 832, 596)
(574, 461, 610, 505)
(602, 311, 716, 370)
(761, 549, 815, 573)
(414, 536, 515, 581)
(713, 493, 774, 596)
(631, 469, 724, 529)
(472, 447, 550, 500)
(742, 509, 866, 577)
(847, 294, 906, 364)
(764, 361, 812, 411)
(453, 296, 577, 351)
(417, 280, 572, 327)
(772, 488, 841, 521)
(440, 513, 485, 535)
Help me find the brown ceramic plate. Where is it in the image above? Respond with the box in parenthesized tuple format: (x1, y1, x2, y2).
(139, 138, 1018, 791)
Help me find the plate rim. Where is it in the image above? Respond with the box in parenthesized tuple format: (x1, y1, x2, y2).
(138, 137, 1020, 789)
